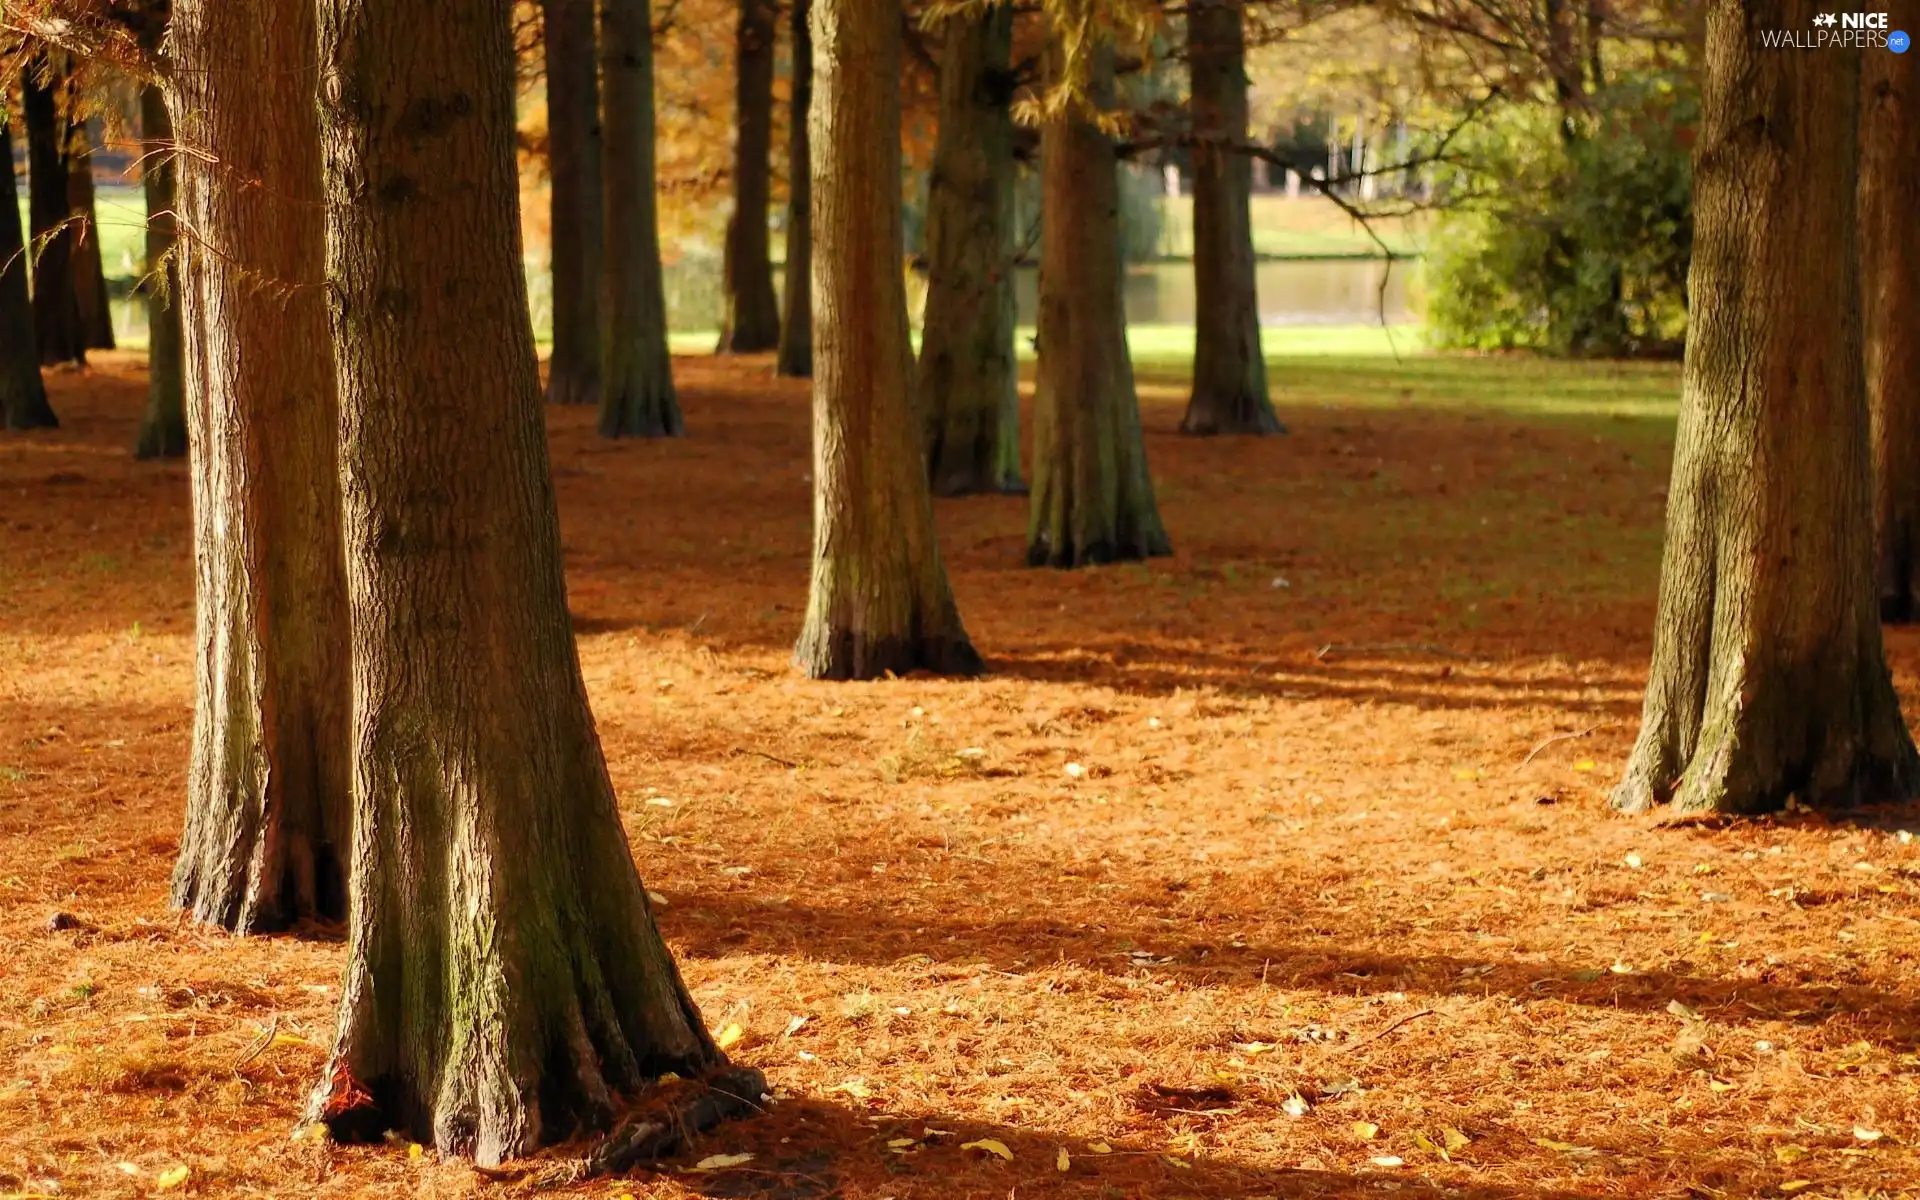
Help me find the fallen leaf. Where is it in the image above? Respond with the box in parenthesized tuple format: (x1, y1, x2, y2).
(154, 1166, 191, 1190)
(1708, 1078, 1735, 1093)
(1352, 1121, 1380, 1140)
(1574, 760, 1597, 773)
(646, 891, 668, 906)
(1088, 1141, 1112, 1154)
(1442, 1126, 1471, 1152)
(1162, 1156, 1192, 1169)
(886, 1137, 917, 1149)
(407, 1142, 424, 1160)
(1369, 1156, 1405, 1168)
(1535, 1138, 1600, 1157)
(1283, 1093, 1311, 1117)
(784, 1015, 809, 1038)
(1232, 1041, 1277, 1055)
(1854, 1125, 1883, 1143)
(832, 1078, 871, 1099)
(693, 1152, 755, 1170)
(1666, 1000, 1702, 1021)
(1609, 960, 1635, 975)
(1778, 1181, 1813, 1195)
(715, 1023, 745, 1050)
(1056, 1147, 1070, 1172)
(1413, 1131, 1448, 1161)
(962, 1139, 1014, 1161)
(1064, 762, 1086, 780)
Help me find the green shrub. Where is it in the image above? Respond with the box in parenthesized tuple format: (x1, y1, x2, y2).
(1425, 73, 1696, 357)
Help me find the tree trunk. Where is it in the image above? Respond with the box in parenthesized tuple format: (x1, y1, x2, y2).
(1182, 0, 1280, 436)
(719, 0, 781, 352)
(311, 0, 722, 1161)
(774, 0, 814, 378)
(917, 3, 1023, 494)
(1866, 40, 1920, 622)
(167, 0, 353, 931)
(794, 0, 983, 681)
(1027, 41, 1171, 568)
(66, 123, 115, 351)
(1612, 0, 1917, 816)
(542, 0, 604, 406)
(598, 0, 683, 437)
(0, 118, 55, 430)
(23, 65, 85, 368)
(135, 85, 186, 459)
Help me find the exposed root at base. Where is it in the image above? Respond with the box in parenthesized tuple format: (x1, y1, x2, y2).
(579, 1065, 769, 1179)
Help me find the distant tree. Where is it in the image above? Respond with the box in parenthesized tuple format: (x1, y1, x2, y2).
(66, 120, 113, 351)
(794, 0, 982, 680)
(542, 0, 604, 406)
(22, 61, 84, 367)
(134, 83, 184, 459)
(1612, 0, 1916, 816)
(775, 0, 814, 378)
(167, 0, 352, 930)
(1866, 42, 1919, 621)
(719, 0, 781, 352)
(918, 2, 1023, 495)
(1027, 38, 1170, 567)
(0, 115, 55, 430)
(1182, 0, 1281, 435)
(599, 0, 684, 436)
(309, 0, 725, 1158)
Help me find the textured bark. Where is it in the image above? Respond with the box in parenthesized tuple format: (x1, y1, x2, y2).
(1027, 42, 1170, 568)
(794, 0, 982, 681)
(719, 0, 781, 352)
(66, 124, 115, 351)
(598, 0, 683, 437)
(542, 0, 604, 407)
(23, 66, 84, 368)
(167, 0, 352, 931)
(1182, 0, 1280, 436)
(135, 85, 186, 460)
(0, 118, 55, 430)
(313, 0, 721, 1161)
(917, 4, 1022, 495)
(1866, 42, 1920, 622)
(774, 0, 814, 378)
(1612, 0, 1917, 816)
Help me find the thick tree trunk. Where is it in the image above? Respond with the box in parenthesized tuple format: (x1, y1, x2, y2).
(1866, 41, 1920, 621)
(598, 0, 683, 438)
(542, 0, 604, 406)
(23, 66, 85, 368)
(1027, 42, 1170, 568)
(719, 0, 781, 352)
(794, 0, 983, 681)
(1612, 0, 1917, 816)
(311, 0, 722, 1161)
(1182, 0, 1280, 436)
(0, 118, 55, 430)
(917, 4, 1023, 495)
(167, 0, 353, 931)
(774, 0, 814, 378)
(66, 124, 115, 352)
(135, 85, 186, 460)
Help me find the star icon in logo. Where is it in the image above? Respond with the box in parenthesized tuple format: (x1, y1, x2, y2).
(1813, 12, 1838, 25)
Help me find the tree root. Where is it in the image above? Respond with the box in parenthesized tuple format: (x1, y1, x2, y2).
(582, 1066, 768, 1178)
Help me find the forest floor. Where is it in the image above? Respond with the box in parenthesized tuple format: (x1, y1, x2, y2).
(4, 351, 1920, 1200)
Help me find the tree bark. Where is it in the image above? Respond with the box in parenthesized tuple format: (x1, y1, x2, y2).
(66, 122, 115, 351)
(1866, 39, 1920, 621)
(1612, 0, 1917, 816)
(598, 0, 683, 437)
(794, 0, 983, 681)
(0, 117, 55, 430)
(542, 0, 604, 407)
(311, 0, 722, 1161)
(1182, 0, 1281, 436)
(23, 64, 85, 368)
(1027, 41, 1171, 568)
(719, 0, 782, 352)
(167, 0, 353, 931)
(774, 0, 814, 378)
(135, 85, 186, 459)
(917, 3, 1023, 494)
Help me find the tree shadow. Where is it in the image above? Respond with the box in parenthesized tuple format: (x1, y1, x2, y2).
(639, 1095, 1618, 1199)
(663, 892, 1920, 1046)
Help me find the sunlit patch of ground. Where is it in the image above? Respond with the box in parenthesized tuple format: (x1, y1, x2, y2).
(4, 351, 1918, 1199)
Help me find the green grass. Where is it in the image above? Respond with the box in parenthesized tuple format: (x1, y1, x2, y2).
(16, 184, 149, 284)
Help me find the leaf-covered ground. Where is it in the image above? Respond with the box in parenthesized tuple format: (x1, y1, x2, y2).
(4, 351, 1918, 1200)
